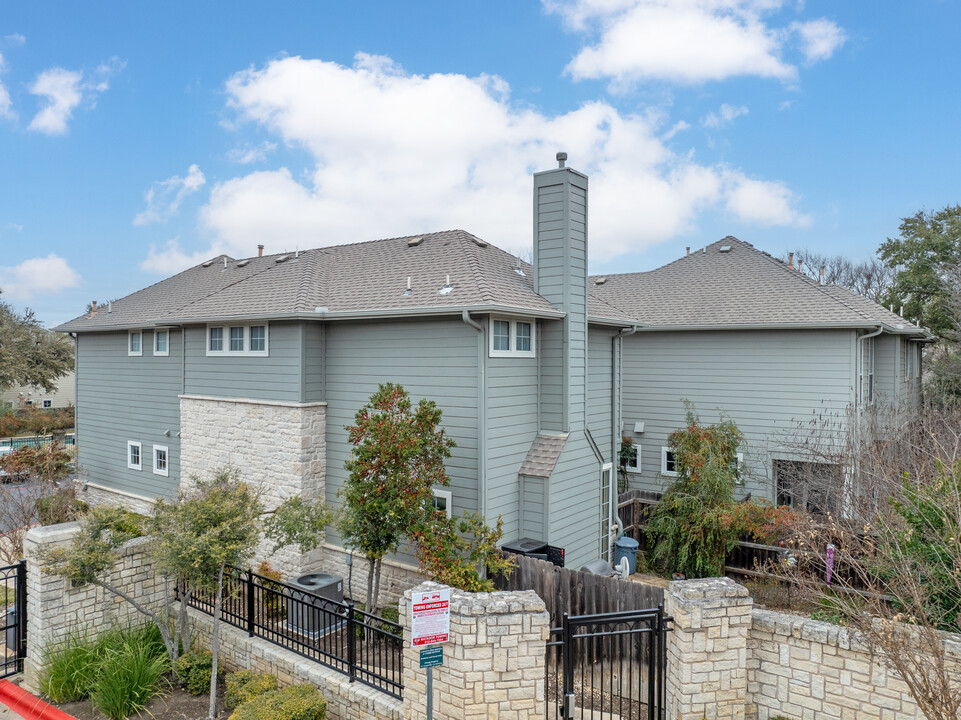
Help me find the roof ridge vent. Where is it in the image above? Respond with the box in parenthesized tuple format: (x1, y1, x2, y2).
(719, 245, 732, 253)
(594, 277, 608, 285)
(471, 236, 488, 248)
(408, 236, 424, 247)
(237, 259, 250, 267)
(201, 259, 215, 268)
(275, 255, 290, 263)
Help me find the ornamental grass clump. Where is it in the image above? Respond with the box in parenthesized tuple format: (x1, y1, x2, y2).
(646, 408, 751, 578)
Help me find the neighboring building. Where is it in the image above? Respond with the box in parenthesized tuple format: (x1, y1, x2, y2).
(0, 371, 76, 411)
(55, 157, 631, 574)
(590, 237, 930, 509)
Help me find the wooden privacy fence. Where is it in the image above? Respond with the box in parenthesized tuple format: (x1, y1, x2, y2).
(493, 552, 666, 622)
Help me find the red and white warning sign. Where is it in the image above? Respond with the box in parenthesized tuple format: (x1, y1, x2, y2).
(411, 589, 450, 646)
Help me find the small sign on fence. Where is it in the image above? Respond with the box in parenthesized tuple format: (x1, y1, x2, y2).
(419, 646, 443, 668)
(411, 589, 450, 646)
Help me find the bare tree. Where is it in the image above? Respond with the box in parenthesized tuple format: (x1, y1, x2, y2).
(785, 249, 896, 304)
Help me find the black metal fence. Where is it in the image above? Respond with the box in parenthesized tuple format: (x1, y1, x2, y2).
(184, 565, 403, 699)
(547, 606, 672, 720)
(0, 433, 75, 449)
(0, 561, 26, 678)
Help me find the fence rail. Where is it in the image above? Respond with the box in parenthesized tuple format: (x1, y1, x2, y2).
(0, 433, 75, 450)
(184, 565, 403, 699)
(0, 561, 26, 679)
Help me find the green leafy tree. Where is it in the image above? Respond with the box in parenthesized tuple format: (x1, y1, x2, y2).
(646, 407, 747, 578)
(410, 511, 514, 592)
(0, 292, 74, 393)
(879, 204, 961, 338)
(148, 468, 263, 720)
(340, 382, 455, 614)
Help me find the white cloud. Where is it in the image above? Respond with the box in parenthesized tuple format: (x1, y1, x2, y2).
(145, 54, 808, 273)
(227, 141, 278, 164)
(134, 164, 206, 225)
(28, 68, 83, 135)
(792, 18, 846, 64)
(0, 254, 81, 300)
(3, 223, 23, 232)
(724, 173, 809, 226)
(140, 239, 214, 275)
(662, 120, 690, 140)
(27, 57, 124, 135)
(703, 103, 748, 128)
(545, 0, 845, 87)
(3, 34, 26, 46)
(0, 53, 14, 120)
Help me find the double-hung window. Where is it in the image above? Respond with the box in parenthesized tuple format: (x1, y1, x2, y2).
(431, 489, 452, 518)
(489, 317, 535, 358)
(207, 324, 269, 357)
(154, 329, 169, 356)
(660, 448, 677, 477)
(128, 331, 142, 357)
(127, 441, 142, 471)
(153, 445, 169, 477)
(859, 336, 875, 404)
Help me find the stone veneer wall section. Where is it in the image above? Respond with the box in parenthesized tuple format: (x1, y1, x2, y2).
(747, 608, 960, 720)
(399, 581, 549, 720)
(179, 395, 326, 577)
(666, 577, 752, 720)
(22, 524, 168, 693)
(316, 543, 426, 607)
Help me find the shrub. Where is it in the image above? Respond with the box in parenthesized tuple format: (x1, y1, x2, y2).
(90, 637, 170, 719)
(225, 670, 278, 709)
(39, 630, 99, 702)
(36, 490, 88, 526)
(174, 647, 214, 695)
(256, 561, 286, 620)
(229, 684, 327, 720)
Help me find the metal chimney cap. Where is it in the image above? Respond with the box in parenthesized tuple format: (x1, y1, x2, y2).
(556, 152, 568, 168)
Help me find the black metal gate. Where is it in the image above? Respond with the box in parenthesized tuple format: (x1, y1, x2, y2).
(0, 561, 26, 678)
(547, 605, 672, 720)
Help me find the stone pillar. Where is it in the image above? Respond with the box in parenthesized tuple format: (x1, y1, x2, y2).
(665, 577, 752, 720)
(179, 395, 326, 577)
(399, 581, 549, 720)
(22, 523, 167, 693)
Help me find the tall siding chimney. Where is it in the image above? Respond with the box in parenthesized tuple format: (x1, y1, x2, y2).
(257, 244, 264, 257)
(534, 152, 588, 432)
(686, 246, 690, 256)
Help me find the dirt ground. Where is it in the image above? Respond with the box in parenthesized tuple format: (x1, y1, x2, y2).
(58, 687, 227, 720)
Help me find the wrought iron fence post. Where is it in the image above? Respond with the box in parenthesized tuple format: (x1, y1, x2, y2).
(346, 600, 356, 684)
(246, 570, 255, 637)
(15, 559, 26, 670)
(561, 611, 574, 720)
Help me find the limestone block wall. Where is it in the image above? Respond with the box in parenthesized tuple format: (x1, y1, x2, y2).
(747, 609, 957, 720)
(22, 524, 168, 692)
(179, 395, 326, 577)
(399, 581, 550, 720)
(80, 482, 155, 515)
(665, 577, 752, 720)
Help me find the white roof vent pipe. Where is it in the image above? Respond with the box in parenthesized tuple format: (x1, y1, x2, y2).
(223, 257, 228, 269)
(439, 275, 453, 295)
(402, 277, 412, 297)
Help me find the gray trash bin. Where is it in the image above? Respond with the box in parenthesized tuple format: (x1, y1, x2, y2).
(613, 536, 640, 575)
(5, 604, 16, 651)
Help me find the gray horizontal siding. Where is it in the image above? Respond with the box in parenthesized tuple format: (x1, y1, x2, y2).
(303, 322, 325, 403)
(546, 432, 603, 569)
(323, 318, 479, 561)
(621, 329, 856, 501)
(76, 330, 181, 500)
(587, 328, 615, 463)
(183, 321, 302, 402)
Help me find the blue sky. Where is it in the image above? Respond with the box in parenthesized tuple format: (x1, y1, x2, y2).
(1, 1, 959, 327)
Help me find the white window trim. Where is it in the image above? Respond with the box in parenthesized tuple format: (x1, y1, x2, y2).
(154, 329, 170, 357)
(432, 488, 452, 518)
(42, 400, 52, 408)
(206, 323, 269, 357)
(660, 447, 677, 477)
(153, 445, 169, 477)
(625, 442, 641, 473)
(128, 330, 143, 357)
(127, 441, 142, 471)
(488, 316, 536, 358)
(735, 452, 745, 486)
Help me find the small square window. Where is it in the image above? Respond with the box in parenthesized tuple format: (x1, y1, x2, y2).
(249, 325, 266, 353)
(154, 329, 169, 356)
(128, 331, 142, 357)
(208, 327, 224, 353)
(229, 327, 245, 352)
(127, 441, 142, 471)
(493, 320, 511, 352)
(42, 400, 52, 408)
(431, 489, 452, 518)
(153, 445, 169, 477)
(661, 448, 677, 477)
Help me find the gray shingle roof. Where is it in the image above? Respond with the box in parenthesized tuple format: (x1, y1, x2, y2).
(518, 432, 569, 478)
(56, 230, 571, 332)
(588, 237, 928, 335)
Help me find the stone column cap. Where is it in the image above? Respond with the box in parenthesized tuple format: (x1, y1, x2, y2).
(405, 580, 547, 615)
(668, 576, 749, 600)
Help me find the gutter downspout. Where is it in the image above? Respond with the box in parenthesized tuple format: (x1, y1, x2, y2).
(462, 311, 487, 522)
(70, 333, 81, 490)
(612, 325, 638, 542)
(848, 325, 883, 517)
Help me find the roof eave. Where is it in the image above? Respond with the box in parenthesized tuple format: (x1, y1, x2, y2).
(634, 321, 930, 336)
